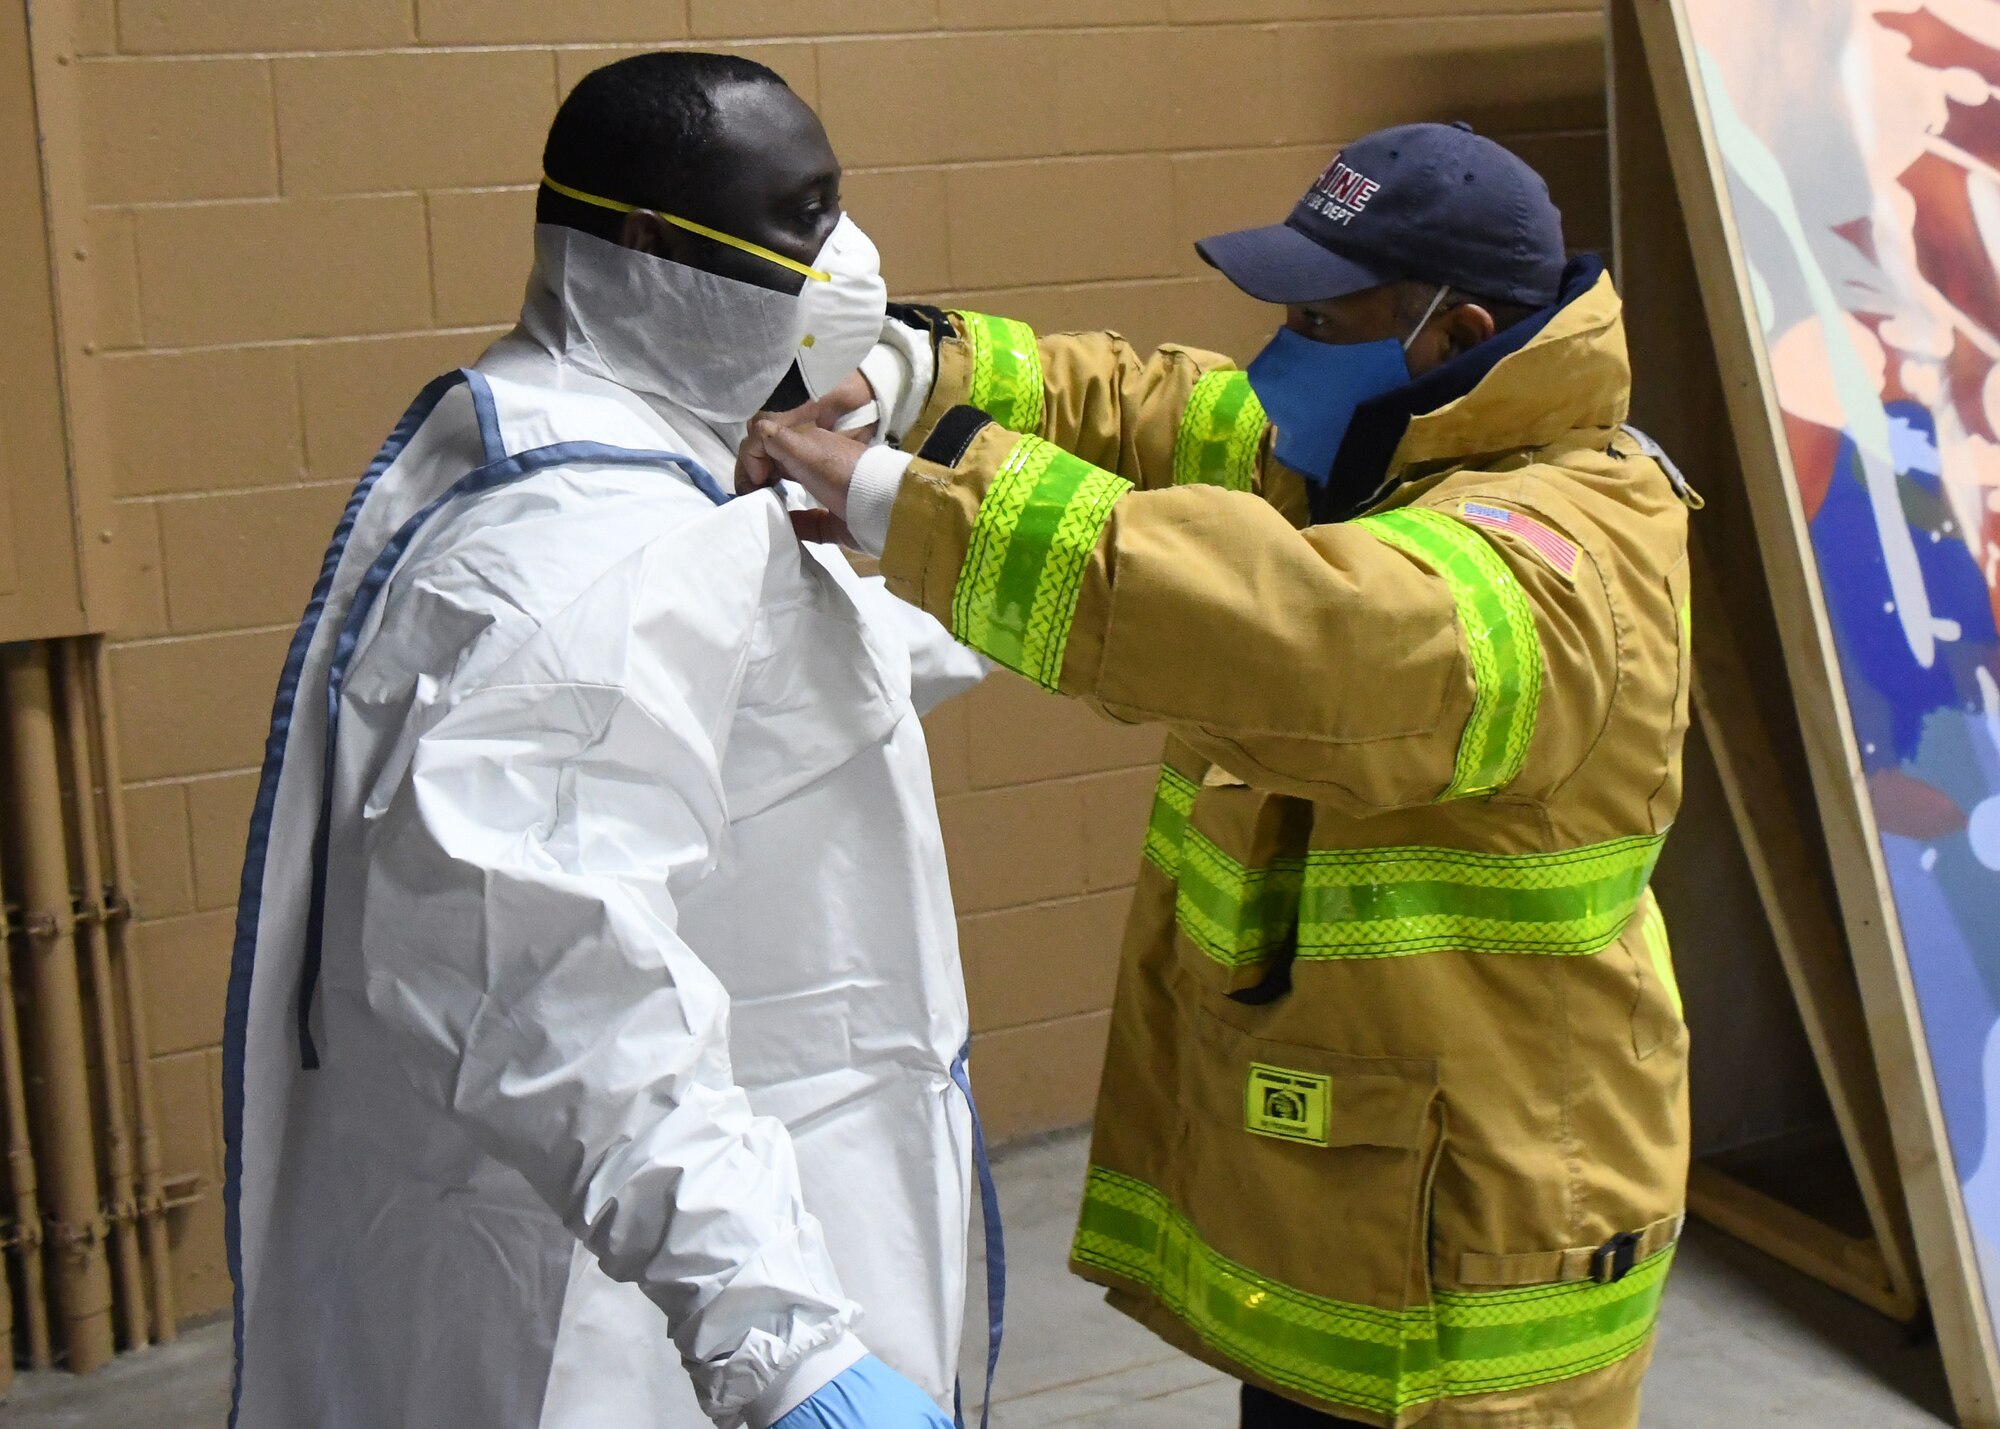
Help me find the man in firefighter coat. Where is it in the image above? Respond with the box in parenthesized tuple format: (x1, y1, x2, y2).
(744, 122, 1695, 1429)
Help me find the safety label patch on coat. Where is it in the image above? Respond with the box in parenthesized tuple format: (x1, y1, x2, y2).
(1459, 501, 1579, 582)
(1245, 1064, 1332, 1146)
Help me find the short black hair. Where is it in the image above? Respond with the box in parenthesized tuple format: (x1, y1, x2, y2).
(539, 51, 790, 240)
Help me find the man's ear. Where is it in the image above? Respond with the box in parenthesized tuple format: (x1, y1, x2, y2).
(1439, 302, 1497, 360)
(619, 209, 698, 263)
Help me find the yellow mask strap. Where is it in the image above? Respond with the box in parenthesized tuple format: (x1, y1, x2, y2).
(541, 174, 831, 282)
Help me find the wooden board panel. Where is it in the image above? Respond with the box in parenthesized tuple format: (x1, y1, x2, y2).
(0, 0, 78, 631)
(0, 0, 122, 640)
(1622, 0, 2000, 1417)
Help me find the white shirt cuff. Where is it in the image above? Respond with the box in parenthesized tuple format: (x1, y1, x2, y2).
(847, 445, 914, 557)
(745, 1332, 868, 1428)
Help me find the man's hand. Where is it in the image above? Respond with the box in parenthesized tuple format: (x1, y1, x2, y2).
(736, 370, 876, 497)
(743, 418, 869, 523)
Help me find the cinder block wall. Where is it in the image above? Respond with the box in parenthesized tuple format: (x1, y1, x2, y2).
(68, 0, 1608, 1318)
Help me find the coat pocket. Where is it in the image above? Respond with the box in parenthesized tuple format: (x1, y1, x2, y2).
(1624, 890, 1683, 1060)
(1158, 986, 1446, 1417)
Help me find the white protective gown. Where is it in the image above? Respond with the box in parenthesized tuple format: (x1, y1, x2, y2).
(224, 279, 986, 1428)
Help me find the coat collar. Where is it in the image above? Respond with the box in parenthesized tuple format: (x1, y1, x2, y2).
(1313, 257, 1631, 520)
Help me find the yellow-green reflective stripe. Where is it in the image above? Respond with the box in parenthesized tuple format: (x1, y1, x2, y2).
(951, 436, 1129, 691)
(1436, 1247, 1673, 1396)
(1177, 828, 1302, 966)
(1142, 766, 1198, 878)
(1356, 508, 1543, 799)
(1174, 370, 1267, 491)
(1072, 1167, 1669, 1414)
(1639, 892, 1681, 1017)
(1165, 831, 1665, 967)
(1297, 833, 1665, 959)
(1075, 1166, 1440, 1413)
(961, 312, 1045, 433)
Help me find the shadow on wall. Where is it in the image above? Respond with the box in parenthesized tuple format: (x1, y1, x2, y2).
(1281, 32, 1616, 273)
(1282, 33, 1608, 139)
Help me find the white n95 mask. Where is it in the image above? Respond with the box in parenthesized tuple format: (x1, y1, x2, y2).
(794, 214, 888, 401)
(529, 176, 890, 423)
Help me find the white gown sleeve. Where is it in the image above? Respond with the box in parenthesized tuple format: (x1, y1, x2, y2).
(779, 479, 990, 717)
(357, 523, 865, 1429)
(845, 570, 993, 715)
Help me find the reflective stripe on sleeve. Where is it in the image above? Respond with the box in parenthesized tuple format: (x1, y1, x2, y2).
(1355, 507, 1544, 799)
(1142, 765, 1198, 878)
(1174, 370, 1267, 491)
(951, 435, 1130, 691)
(960, 312, 1046, 433)
(1072, 1166, 1671, 1416)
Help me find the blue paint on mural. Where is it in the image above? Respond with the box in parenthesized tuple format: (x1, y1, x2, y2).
(1811, 405, 2000, 770)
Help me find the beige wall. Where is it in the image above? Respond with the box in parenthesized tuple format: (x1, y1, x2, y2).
(58, 0, 1608, 1319)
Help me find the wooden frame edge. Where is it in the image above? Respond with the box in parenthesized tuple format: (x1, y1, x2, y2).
(1689, 1163, 1916, 1321)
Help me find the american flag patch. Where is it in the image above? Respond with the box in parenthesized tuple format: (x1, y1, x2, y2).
(1459, 501, 1579, 581)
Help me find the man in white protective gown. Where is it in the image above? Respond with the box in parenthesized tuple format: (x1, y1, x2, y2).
(224, 51, 991, 1429)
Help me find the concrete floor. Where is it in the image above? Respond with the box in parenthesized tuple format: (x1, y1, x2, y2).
(0, 1131, 1961, 1427)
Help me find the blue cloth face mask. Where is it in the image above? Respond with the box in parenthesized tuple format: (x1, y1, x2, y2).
(1246, 285, 1449, 483)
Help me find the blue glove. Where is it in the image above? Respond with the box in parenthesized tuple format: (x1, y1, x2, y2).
(772, 1355, 952, 1428)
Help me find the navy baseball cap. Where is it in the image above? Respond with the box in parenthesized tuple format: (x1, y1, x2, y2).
(1196, 122, 1566, 309)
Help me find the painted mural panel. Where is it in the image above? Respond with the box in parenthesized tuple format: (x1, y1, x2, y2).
(1681, 0, 2000, 1315)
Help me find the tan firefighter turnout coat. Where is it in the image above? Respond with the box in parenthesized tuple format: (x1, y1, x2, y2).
(877, 268, 1695, 1427)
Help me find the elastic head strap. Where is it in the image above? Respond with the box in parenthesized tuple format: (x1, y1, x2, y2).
(1401, 283, 1453, 352)
(540, 174, 831, 282)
